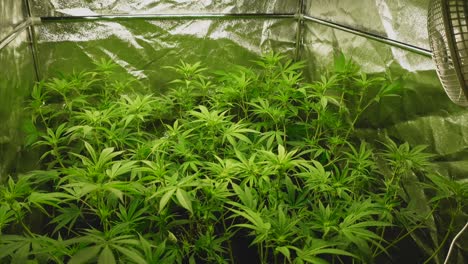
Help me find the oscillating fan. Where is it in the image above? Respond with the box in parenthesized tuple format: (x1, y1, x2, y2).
(428, 0, 468, 106)
(427, 2, 468, 264)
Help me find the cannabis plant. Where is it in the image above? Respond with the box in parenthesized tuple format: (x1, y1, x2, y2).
(0, 52, 465, 264)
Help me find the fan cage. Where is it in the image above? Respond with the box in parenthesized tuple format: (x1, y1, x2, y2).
(428, 0, 468, 106)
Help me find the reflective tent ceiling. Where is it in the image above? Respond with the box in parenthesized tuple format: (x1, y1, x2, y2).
(1, 0, 468, 193)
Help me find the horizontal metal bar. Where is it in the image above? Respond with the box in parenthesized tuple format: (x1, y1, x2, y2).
(303, 15, 433, 57)
(40, 13, 296, 23)
(0, 19, 33, 50)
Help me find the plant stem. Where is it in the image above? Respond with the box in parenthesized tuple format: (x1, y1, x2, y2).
(221, 213, 235, 264)
(260, 243, 264, 264)
(423, 216, 455, 264)
(283, 123, 287, 144)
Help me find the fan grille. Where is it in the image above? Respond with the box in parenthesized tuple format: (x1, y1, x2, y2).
(428, 0, 468, 106)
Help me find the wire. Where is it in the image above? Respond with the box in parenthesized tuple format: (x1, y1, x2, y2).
(444, 221, 468, 264)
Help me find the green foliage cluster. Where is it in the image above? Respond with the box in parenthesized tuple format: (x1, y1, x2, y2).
(0, 53, 466, 263)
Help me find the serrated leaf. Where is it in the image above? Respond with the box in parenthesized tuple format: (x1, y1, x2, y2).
(98, 246, 116, 264)
(112, 245, 147, 264)
(176, 188, 193, 214)
(69, 245, 101, 264)
(50, 204, 82, 234)
(159, 188, 175, 213)
(11, 243, 30, 264)
(28, 192, 72, 214)
(275, 246, 291, 262)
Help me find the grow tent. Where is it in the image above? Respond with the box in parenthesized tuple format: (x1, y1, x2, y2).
(0, 0, 466, 262)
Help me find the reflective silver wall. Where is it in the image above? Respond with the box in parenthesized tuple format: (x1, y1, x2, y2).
(0, 0, 37, 176)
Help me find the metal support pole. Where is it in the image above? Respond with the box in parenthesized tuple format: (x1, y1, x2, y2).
(295, 0, 306, 61)
(303, 15, 433, 58)
(0, 19, 33, 50)
(39, 13, 295, 23)
(23, 0, 41, 81)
